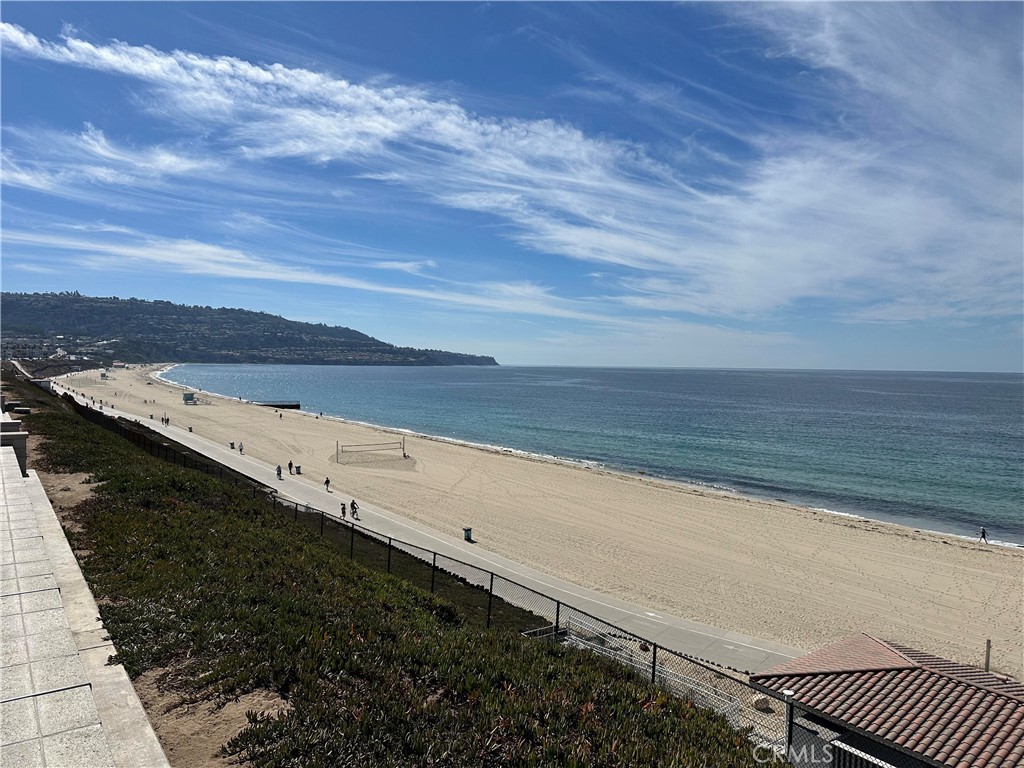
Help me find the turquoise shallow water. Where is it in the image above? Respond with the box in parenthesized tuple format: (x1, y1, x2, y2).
(161, 365, 1024, 545)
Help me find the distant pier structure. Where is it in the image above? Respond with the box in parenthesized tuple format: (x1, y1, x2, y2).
(256, 401, 301, 410)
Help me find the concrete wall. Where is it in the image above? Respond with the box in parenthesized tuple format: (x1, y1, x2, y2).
(0, 414, 28, 476)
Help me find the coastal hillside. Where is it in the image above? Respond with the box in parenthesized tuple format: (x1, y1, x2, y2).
(0, 292, 498, 366)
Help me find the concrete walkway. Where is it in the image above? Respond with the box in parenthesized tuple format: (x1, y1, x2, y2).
(54, 384, 801, 673)
(0, 445, 169, 768)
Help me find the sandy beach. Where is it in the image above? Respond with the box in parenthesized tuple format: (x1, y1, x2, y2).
(60, 365, 1023, 679)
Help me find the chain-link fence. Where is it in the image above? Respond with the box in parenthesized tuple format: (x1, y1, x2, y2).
(659, 646, 785, 749)
(489, 574, 558, 633)
(535, 601, 786, 750)
(68, 397, 262, 491)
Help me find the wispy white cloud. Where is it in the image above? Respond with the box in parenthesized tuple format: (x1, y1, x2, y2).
(1, 151, 58, 192)
(1, 9, 1020, 330)
(4, 123, 219, 184)
(222, 212, 273, 232)
(8, 263, 60, 275)
(1, 124, 224, 211)
(56, 222, 137, 235)
(1, 120, 352, 219)
(77, 124, 220, 176)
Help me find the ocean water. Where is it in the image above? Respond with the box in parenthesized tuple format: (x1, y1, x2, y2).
(161, 365, 1024, 545)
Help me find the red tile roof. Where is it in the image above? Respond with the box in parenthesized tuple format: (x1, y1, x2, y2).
(750, 634, 1024, 768)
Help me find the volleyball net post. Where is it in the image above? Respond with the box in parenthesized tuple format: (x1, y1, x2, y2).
(336, 436, 406, 462)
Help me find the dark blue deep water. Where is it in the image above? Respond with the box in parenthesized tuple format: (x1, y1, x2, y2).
(162, 366, 1024, 544)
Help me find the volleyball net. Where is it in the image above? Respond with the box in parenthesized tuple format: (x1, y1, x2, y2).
(336, 438, 405, 462)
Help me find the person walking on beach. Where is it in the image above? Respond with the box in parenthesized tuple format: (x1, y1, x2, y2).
(324, 477, 331, 492)
(979, 526, 988, 544)
(276, 465, 282, 480)
(288, 460, 293, 475)
(350, 500, 359, 520)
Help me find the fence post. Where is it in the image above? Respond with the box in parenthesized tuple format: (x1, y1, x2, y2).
(784, 691, 795, 757)
(651, 644, 658, 685)
(555, 601, 561, 633)
(349, 522, 354, 559)
(487, 572, 494, 629)
(294, 503, 298, 522)
(387, 538, 392, 573)
(320, 509, 325, 537)
(431, 553, 437, 593)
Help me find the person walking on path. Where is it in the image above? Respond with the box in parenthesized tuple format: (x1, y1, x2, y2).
(340, 501, 347, 520)
(276, 465, 283, 480)
(238, 442, 244, 455)
(288, 460, 294, 475)
(979, 526, 988, 544)
(350, 500, 359, 520)
(324, 477, 331, 492)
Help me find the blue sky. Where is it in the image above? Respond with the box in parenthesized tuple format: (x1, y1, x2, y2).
(2, 3, 1021, 370)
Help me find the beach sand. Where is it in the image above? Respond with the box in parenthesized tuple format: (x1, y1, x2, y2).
(62, 365, 1023, 679)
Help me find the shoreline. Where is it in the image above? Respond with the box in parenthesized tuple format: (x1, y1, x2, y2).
(60, 364, 1024, 679)
(156, 364, 1022, 550)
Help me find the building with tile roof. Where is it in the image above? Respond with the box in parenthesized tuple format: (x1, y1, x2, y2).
(750, 634, 1023, 768)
